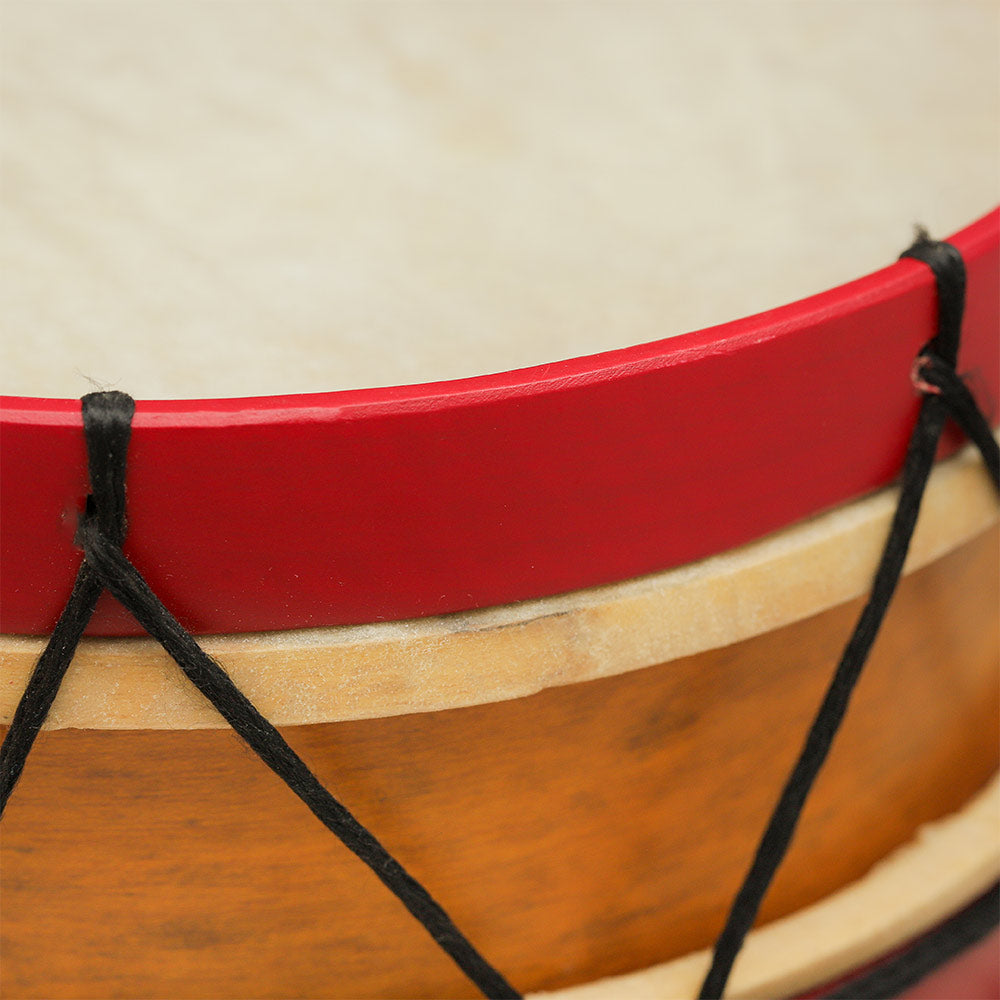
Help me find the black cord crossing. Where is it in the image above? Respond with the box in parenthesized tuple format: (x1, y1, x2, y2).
(698, 232, 1000, 999)
(1, 231, 996, 1000)
(0, 393, 520, 1000)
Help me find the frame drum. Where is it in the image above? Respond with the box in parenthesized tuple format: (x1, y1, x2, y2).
(1, 4, 998, 999)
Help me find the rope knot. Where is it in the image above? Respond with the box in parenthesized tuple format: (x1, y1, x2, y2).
(3, 392, 520, 999)
(899, 230, 966, 369)
(76, 391, 135, 553)
(910, 352, 950, 397)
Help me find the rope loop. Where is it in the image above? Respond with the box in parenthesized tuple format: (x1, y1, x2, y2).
(1, 390, 521, 1000)
(698, 234, 999, 999)
(79, 390, 134, 549)
(900, 228, 967, 368)
(2, 229, 997, 1000)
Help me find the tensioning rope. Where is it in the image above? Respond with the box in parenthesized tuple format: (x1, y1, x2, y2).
(0, 391, 519, 1000)
(698, 232, 1000, 998)
(1, 231, 997, 1000)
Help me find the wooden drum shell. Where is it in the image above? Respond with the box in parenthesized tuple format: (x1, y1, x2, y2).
(2, 524, 996, 999)
(2, 6, 998, 997)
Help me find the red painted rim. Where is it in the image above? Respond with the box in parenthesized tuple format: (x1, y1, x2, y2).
(2, 210, 998, 637)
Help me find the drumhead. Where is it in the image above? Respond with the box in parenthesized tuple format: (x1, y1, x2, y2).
(2, 0, 997, 400)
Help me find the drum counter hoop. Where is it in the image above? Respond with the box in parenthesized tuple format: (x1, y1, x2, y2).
(1, 3, 999, 999)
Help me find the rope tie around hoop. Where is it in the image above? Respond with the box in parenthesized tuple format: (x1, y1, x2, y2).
(0, 392, 134, 803)
(1, 229, 998, 1000)
(699, 232, 1000, 999)
(0, 394, 520, 1000)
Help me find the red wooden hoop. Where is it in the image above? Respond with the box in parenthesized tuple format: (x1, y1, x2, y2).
(2, 211, 997, 637)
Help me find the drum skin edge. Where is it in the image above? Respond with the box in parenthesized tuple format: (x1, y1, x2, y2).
(1, 211, 997, 638)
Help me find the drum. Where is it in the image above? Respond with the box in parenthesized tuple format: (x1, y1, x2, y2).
(1, 3, 997, 999)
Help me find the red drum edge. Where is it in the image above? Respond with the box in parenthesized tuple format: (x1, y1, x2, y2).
(1, 210, 997, 637)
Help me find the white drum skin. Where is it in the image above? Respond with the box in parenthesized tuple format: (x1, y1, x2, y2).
(2, 1, 997, 400)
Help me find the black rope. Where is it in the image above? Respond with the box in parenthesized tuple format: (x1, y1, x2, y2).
(900, 230, 966, 367)
(699, 235, 1000, 999)
(915, 353, 1000, 484)
(2, 231, 996, 1000)
(0, 392, 519, 1000)
(820, 884, 999, 1000)
(0, 391, 134, 815)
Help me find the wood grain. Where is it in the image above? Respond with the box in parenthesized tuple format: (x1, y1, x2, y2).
(540, 775, 1000, 1000)
(1, 529, 997, 999)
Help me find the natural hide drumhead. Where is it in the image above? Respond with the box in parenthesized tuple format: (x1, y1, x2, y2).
(1, 1, 998, 400)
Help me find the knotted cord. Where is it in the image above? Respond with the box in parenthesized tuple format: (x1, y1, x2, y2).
(2, 232, 997, 1000)
(699, 233, 1000, 998)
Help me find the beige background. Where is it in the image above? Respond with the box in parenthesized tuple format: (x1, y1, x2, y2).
(2, 0, 998, 400)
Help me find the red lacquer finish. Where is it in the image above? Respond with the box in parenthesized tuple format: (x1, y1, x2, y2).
(2, 212, 998, 637)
